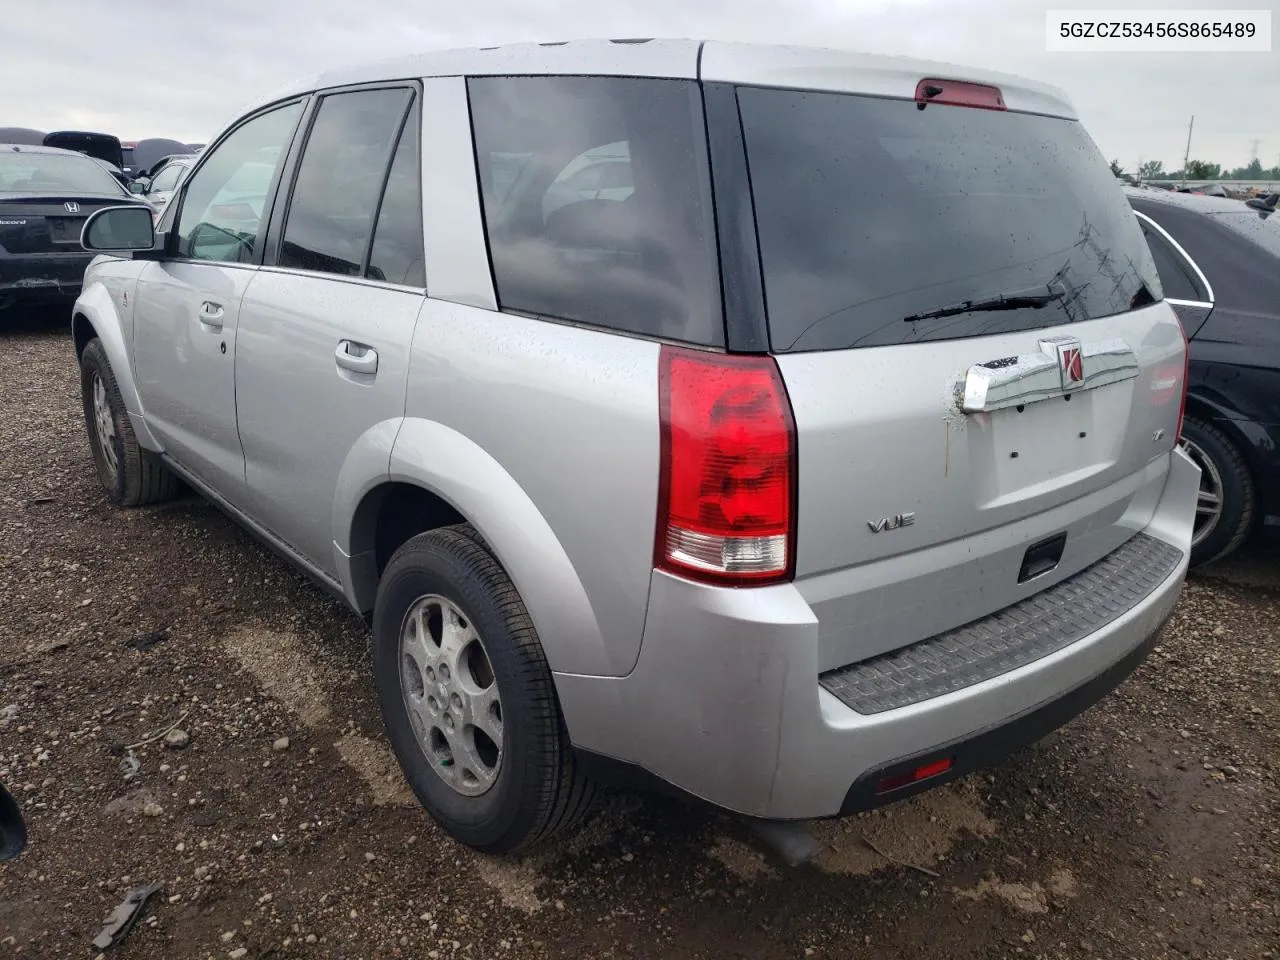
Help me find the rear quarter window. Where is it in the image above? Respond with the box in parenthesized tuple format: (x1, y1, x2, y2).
(467, 76, 722, 347)
(1138, 222, 1205, 302)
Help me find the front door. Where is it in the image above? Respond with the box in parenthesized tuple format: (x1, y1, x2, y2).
(235, 86, 425, 574)
(132, 101, 304, 501)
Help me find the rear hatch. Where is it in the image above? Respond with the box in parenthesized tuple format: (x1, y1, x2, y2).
(735, 79, 1186, 669)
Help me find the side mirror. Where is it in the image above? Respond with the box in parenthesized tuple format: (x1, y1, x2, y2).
(81, 205, 156, 253)
(128, 180, 147, 195)
(0, 783, 27, 861)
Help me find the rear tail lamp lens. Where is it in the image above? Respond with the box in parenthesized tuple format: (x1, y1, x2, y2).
(656, 346, 797, 585)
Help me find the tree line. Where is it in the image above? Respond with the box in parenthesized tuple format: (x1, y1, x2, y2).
(1111, 158, 1280, 181)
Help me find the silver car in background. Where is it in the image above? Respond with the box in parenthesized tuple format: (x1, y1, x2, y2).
(71, 39, 1197, 854)
(127, 156, 194, 217)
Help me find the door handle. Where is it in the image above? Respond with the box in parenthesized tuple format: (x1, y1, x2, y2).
(198, 301, 224, 330)
(335, 340, 378, 376)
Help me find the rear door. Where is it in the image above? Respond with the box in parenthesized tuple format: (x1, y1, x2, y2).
(728, 82, 1185, 668)
(234, 84, 424, 575)
(132, 101, 303, 501)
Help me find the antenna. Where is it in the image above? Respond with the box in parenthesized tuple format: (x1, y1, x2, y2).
(1249, 138, 1261, 165)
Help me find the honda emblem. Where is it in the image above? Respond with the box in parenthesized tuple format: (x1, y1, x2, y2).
(64, 201, 80, 213)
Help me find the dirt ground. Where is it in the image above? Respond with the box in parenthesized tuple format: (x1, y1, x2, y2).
(1, 312, 1277, 960)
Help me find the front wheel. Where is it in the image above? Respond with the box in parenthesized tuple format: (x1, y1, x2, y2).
(1179, 416, 1256, 566)
(372, 524, 594, 853)
(79, 338, 181, 507)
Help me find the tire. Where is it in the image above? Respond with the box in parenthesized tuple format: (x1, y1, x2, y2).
(1180, 416, 1256, 566)
(372, 524, 595, 853)
(79, 338, 182, 507)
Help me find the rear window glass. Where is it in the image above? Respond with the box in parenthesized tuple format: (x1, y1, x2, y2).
(738, 88, 1161, 352)
(467, 76, 722, 347)
(0, 152, 124, 195)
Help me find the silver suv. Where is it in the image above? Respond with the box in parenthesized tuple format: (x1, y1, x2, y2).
(72, 40, 1198, 854)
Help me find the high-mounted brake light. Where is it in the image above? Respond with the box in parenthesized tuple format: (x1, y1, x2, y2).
(656, 346, 797, 586)
(915, 78, 1006, 111)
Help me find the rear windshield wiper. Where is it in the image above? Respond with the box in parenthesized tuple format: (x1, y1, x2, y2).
(903, 283, 1066, 323)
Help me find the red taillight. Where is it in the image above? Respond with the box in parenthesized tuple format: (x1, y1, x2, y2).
(656, 346, 796, 585)
(875, 757, 954, 795)
(1176, 319, 1190, 440)
(915, 78, 1006, 111)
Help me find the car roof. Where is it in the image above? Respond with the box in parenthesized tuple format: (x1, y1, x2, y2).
(0, 142, 90, 157)
(1122, 185, 1252, 216)
(245, 38, 1074, 120)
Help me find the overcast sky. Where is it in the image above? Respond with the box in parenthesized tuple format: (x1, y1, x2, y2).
(3, 0, 1275, 171)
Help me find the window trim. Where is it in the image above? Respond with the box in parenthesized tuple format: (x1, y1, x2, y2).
(1132, 209, 1214, 308)
(164, 95, 310, 269)
(263, 79, 422, 286)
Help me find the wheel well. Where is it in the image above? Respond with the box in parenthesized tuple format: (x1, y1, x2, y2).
(72, 314, 97, 358)
(1181, 399, 1263, 524)
(359, 482, 467, 578)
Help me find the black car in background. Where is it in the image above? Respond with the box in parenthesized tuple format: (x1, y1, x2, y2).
(1126, 187, 1280, 565)
(1, 144, 151, 312)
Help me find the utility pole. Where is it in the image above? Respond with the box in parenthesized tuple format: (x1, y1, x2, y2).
(1181, 115, 1194, 186)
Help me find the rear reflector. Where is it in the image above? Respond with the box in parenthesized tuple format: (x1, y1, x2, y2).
(656, 346, 797, 585)
(1176, 318, 1190, 440)
(875, 757, 954, 794)
(915, 78, 1006, 111)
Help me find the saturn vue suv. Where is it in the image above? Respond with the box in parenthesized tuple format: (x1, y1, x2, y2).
(70, 39, 1197, 853)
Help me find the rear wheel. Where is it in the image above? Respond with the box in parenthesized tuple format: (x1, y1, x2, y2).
(372, 524, 594, 853)
(79, 338, 181, 507)
(1179, 416, 1255, 566)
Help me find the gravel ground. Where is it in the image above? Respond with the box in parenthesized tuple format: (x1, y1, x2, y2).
(1, 312, 1277, 960)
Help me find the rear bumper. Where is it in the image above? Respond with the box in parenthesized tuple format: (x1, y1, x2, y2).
(554, 446, 1198, 819)
(0, 254, 93, 305)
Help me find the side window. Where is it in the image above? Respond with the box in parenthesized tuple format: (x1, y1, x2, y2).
(176, 103, 302, 263)
(1140, 221, 1209, 302)
(278, 88, 412, 277)
(366, 117, 425, 287)
(467, 76, 722, 346)
(149, 163, 183, 193)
